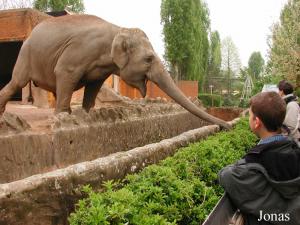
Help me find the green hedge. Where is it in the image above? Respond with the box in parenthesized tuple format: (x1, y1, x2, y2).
(198, 94, 223, 107)
(69, 118, 257, 225)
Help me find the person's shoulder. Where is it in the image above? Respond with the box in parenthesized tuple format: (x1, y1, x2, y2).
(286, 100, 299, 109)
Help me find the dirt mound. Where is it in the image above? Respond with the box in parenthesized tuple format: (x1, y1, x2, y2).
(0, 112, 31, 135)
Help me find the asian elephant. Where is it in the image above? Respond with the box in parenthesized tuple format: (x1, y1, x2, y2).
(0, 14, 230, 129)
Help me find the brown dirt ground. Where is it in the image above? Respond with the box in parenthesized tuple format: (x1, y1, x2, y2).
(5, 101, 243, 133)
(6, 101, 54, 131)
(4, 100, 177, 132)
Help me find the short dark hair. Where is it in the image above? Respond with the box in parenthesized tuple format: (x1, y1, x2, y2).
(250, 92, 286, 132)
(278, 80, 286, 90)
(278, 80, 294, 95)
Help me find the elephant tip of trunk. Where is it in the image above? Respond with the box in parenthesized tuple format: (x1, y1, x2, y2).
(219, 121, 232, 130)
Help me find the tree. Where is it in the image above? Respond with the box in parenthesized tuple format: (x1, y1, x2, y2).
(0, 0, 32, 9)
(161, 0, 210, 90)
(239, 66, 249, 80)
(268, 0, 300, 87)
(34, 0, 84, 13)
(248, 51, 265, 80)
(208, 31, 222, 77)
(221, 36, 241, 95)
(205, 30, 221, 93)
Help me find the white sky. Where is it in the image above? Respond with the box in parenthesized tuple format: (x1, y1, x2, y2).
(84, 0, 287, 67)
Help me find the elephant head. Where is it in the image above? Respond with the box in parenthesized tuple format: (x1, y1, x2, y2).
(111, 28, 230, 129)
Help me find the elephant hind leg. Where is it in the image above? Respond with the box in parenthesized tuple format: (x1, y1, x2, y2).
(82, 81, 104, 112)
(0, 67, 29, 114)
(0, 80, 26, 115)
(0, 43, 30, 115)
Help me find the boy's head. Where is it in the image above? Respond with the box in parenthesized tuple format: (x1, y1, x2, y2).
(278, 80, 294, 96)
(249, 92, 286, 136)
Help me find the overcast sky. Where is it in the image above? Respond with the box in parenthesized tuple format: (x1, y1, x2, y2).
(84, 0, 287, 67)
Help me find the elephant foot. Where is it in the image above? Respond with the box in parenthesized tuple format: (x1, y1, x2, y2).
(0, 112, 31, 135)
(219, 121, 232, 131)
(54, 108, 72, 114)
(52, 109, 88, 129)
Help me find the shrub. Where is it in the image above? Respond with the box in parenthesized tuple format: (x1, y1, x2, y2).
(198, 94, 223, 107)
(69, 118, 257, 225)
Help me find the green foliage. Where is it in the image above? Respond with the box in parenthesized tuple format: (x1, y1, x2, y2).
(205, 31, 222, 91)
(221, 37, 242, 98)
(221, 37, 242, 78)
(248, 52, 265, 80)
(69, 119, 257, 225)
(198, 93, 223, 107)
(239, 67, 249, 80)
(251, 74, 283, 96)
(33, 0, 84, 13)
(295, 87, 300, 98)
(208, 31, 222, 77)
(161, 0, 210, 87)
(222, 95, 241, 107)
(268, 0, 300, 87)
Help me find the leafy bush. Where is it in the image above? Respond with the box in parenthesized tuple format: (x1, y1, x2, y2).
(198, 94, 223, 107)
(295, 88, 300, 99)
(251, 75, 283, 96)
(69, 118, 257, 225)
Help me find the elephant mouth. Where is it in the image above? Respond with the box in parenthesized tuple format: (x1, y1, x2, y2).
(139, 77, 148, 97)
(123, 74, 148, 97)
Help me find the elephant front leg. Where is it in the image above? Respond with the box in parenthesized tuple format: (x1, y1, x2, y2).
(55, 84, 73, 114)
(82, 81, 104, 112)
(55, 73, 81, 114)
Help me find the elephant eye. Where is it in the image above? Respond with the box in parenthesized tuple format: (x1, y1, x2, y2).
(145, 55, 153, 63)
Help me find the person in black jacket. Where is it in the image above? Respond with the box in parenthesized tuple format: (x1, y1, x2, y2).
(218, 91, 300, 225)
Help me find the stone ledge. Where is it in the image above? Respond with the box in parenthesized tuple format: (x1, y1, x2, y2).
(0, 105, 209, 183)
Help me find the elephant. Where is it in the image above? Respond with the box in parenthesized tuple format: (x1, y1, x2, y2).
(0, 14, 230, 129)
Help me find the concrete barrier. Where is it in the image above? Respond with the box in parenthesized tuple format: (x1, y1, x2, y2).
(0, 103, 210, 183)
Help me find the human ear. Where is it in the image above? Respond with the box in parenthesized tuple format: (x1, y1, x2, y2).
(254, 116, 262, 129)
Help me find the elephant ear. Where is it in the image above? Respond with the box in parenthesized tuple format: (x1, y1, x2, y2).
(111, 32, 130, 69)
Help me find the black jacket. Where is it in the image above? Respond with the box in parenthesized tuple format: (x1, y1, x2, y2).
(218, 140, 300, 225)
(244, 140, 300, 181)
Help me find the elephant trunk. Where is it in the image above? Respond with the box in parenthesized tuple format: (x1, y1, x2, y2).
(149, 71, 231, 129)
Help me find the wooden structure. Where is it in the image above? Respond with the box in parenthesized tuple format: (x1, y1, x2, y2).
(0, 8, 51, 107)
(119, 80, 198, 100)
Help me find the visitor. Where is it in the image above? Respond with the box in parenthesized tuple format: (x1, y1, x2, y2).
(278, 80, 300, 145)
(218, 91, 300, 225)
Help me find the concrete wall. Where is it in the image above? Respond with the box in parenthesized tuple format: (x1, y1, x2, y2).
(0, 104, 209, 183)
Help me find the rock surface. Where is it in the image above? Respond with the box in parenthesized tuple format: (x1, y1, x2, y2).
(0, 112, 31, 135)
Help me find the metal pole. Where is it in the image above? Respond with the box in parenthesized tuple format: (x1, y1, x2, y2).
(209, 85, 214, 107)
